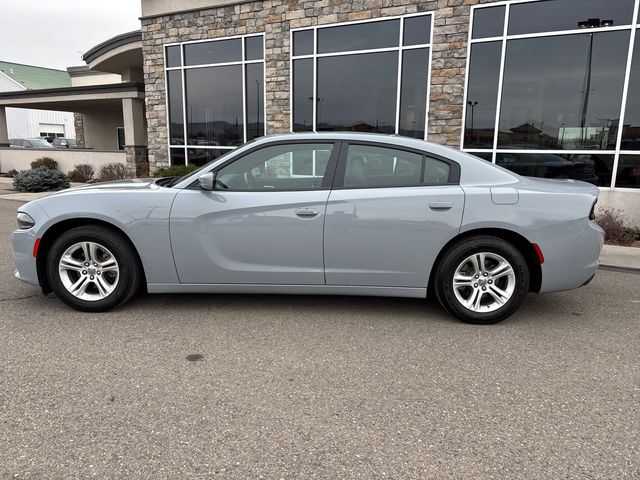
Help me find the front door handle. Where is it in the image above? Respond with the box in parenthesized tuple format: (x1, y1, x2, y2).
(429, 201, 453, 211)
(295, 208, 319, 218)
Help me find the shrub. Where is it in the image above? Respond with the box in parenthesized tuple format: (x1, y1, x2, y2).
(13, 167, 70, 192)
(152, 164, 199, 178)
(136, 162, 150, 178)
(67, 164, 95, 183)
(98, 163, 133, 182)
(596, 207, 634, 246)
(7, 169, 18, 178)
(30, 157, 58, 170)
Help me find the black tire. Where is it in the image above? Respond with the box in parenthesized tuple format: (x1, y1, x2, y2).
(434, 235, 530, 324)
(45, 225, 142, 312)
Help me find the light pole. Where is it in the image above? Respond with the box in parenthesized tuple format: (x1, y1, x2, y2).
(467, 100, 478, 144)
(577, 18, 613, 149)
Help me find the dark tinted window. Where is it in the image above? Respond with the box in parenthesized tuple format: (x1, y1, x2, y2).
(165, 45, 181, 67)
(398, 48, 429, 139)
(508, 0, 635, 35)
(472, 6, 505, 39)
(318, 19, 400, 53)
(498, 32, 629, 150)
(170, 147, 186, 166)
(293, 30, 314, 56)
(343, 145, 423, 188)
(292, 59, 314, 131)
(622, 31, 640, 150)
(403, 15, 431, 46)
(167, 70, 184, 145)
(471, 152, 494, 162)
(188, 148, 228, 167)
(317, 52, 397, 133)
(464, 42, 501, 148)
(215, 144, 334, 191)
(245, 63, 264, 141)
(185, 65, 243, 146)
(496, 152, 614, 186)
(184, 39, 242, 66)
(245, 36, 263, 60)
(616, 155, 640, 188)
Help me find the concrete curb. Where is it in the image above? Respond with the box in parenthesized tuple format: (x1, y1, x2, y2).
(599, 244, 640, 273)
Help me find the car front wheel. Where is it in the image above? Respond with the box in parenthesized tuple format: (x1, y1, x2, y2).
(434, 236, 530, 324)
(46, 225, 141, 312)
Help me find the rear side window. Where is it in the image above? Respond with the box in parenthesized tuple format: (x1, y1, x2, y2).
(341, 144, 454, 188)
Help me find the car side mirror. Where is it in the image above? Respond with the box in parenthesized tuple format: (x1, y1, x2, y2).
(198, 172, 215, 191)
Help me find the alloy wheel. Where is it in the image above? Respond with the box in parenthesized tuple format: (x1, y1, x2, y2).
(58, 241, 120, 301)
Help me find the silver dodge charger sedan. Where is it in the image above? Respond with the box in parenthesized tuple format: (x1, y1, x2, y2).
(12, 133, 604, 324)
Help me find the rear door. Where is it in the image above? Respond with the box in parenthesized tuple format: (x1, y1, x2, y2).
(324, 142, 464, 288)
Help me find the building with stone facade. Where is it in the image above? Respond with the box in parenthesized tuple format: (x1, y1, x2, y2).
(138, 0, 640, 221)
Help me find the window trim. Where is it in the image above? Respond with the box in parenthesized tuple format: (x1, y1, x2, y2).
(332, 141, 461, 190)
(461, 0, 640, 191)
(289, 12, 434, 139)
(163, 33, 266, 166)
(193, 139, 343, 192)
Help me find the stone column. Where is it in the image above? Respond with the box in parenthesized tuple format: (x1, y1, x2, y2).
(0, 107, 10, 147)
(122, 98, 148, 177)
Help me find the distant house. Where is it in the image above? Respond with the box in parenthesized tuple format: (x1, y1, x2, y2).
(0, 61, 75, 140)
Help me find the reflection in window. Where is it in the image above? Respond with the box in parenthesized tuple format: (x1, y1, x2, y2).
(470, 152, 493, 162)
(508, 0, 635, 36)
(496, 152, 613, 186)
(318, 19, 400, 53)
(403, 15, 431, 46)
(622, 31, 640, 150)
(616, 156, 640, 188)
(472, 6, 505, 39)
(399, 48, 429, 139)
(244, 36, 263, 61)
(317, 52, 398, 133)
(166, 70, 184, 145)
(186, 65, 244, 146)
(184, 39, 242, 66)
(464, 42, 501, 148)
(246, 63, 264, 141)
(187, 148, 227, 167)
(292, 59, 314, 131)
(499, 32, 629, 150)
(165, 46, 181, 67)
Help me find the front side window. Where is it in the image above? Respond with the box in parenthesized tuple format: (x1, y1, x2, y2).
(292, 14, 433, 140)
(215, 143, 334, 191)
(165, 34, 265, 165)
(341, 144, 451, 188)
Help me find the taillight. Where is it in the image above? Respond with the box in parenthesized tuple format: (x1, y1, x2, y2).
(589, 200, 597, 221)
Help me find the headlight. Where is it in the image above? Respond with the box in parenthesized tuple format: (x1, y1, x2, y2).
(17, 212, 35, 229)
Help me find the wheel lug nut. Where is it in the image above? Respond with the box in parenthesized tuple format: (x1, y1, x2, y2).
(84, 262, 89, 267)
(482, 287, 486, 291)
(488, 280, 493, 284)
(82, 270, 87, 275)
(97, 272, 101, 275)
(474, 283, 478, 288)
(484, 273, 488, 277)
(474, 275, 479, 279)
(90, 275, 94, 280)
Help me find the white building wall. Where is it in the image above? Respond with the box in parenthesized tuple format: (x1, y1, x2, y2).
(0, 71, 75, 140)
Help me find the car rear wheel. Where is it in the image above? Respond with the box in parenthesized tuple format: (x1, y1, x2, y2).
(434, 236, 530, 324)
(46, 225, 141, 312)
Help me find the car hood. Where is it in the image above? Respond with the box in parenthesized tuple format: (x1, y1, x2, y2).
(48, 178, 159, 196)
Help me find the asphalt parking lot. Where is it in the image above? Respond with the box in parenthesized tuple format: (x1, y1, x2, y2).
(0, 198, 638, 479)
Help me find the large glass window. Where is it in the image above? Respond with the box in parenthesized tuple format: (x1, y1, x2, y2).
(165, 34, 265, 165)
(464, 0, 640, 190)
(616, 155, 640, 188)
(622, 31, 640, 150)
(292, 14, 433, 140)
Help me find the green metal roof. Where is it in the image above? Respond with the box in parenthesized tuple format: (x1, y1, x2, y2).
(0, 61, 71, 90)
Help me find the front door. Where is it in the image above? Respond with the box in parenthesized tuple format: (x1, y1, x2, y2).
(170, 142, 337, 285)
(324, 143, 465, 288)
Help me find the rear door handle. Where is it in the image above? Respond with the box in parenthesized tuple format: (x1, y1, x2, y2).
(429, 201, 453, 211)
(295, 208, 319, 218)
